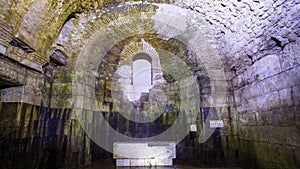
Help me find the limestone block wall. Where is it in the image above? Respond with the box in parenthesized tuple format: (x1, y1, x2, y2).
(0, 103, 43, 169)
(0, 0, 299, 168)
(31, 1, 240, 167)
(0, 103, 91, 169)
(174, 0, 300, 168)
(0, 53, 91, 169)
(233, 47, 300, 169)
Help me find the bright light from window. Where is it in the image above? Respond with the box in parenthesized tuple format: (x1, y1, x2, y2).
(133, 59, 151, 86)
(126, 54, 152, 101)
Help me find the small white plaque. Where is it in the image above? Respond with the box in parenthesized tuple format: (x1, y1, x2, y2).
(190, 124, 197, 131)
(209, 120, 224, 128)
(0, 44, 6, 54)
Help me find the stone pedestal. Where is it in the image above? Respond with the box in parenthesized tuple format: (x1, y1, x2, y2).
(113, 142, 176, 166)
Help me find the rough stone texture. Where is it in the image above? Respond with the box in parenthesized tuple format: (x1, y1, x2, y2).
(0, 103, 91, 169)
(192, 0, 300, 168)
(0, 54, 44, 104)
(0, 0, 299, 169)
(0, 24, 47, 70)
(171, 0, 300, 168)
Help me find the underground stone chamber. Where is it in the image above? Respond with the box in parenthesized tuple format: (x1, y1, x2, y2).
(0, 0, 299, 169)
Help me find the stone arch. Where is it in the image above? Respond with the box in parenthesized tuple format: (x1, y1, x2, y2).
(119, 39, 166, 86)
(72, 3, 227, 154)
(132, 52, 152, 62)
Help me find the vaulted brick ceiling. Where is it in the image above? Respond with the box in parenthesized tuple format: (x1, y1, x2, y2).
(1, 0, 298, 72)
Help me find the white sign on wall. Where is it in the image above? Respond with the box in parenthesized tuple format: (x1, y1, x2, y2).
(209, 120, 224, 128)
(190, 124, 197, 132)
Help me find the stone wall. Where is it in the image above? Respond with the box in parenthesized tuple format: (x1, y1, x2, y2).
(0, 102, 42, 169)
(0, 40, 93, 169)
(173, 0, 300, 168)
(233, 48, 300, 169)
(0, 102, 92, 169)
(0, 0, 299, 168)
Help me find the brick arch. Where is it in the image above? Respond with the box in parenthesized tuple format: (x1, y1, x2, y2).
(119, 39, 166, 86)
(132, 53, 152, 63)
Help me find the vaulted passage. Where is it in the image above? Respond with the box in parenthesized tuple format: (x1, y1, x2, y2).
(0, 0, 299, 169)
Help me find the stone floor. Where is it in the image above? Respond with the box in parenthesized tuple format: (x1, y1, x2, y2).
(84, 160, 243, 169)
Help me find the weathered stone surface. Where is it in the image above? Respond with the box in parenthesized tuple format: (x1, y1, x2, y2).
(0, 0, 299, 168)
